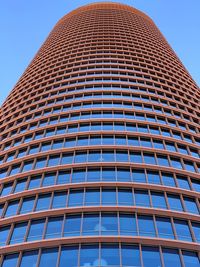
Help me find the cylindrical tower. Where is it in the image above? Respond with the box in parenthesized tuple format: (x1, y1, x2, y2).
(0, 2, 200, 267)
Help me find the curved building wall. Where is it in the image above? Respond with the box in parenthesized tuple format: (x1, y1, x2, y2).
(0, 2, 200, 267)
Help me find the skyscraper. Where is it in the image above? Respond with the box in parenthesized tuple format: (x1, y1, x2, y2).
(0, 2, 200, 266)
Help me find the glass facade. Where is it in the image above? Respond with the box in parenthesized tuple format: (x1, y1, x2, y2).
(0, 2, 199, 267)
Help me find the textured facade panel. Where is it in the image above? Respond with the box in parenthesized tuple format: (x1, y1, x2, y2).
(0, 2, 200, 267)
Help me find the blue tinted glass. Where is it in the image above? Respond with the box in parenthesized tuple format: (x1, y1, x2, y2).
(85, 189, 100, 206)
(1, 183, 12, 197)
(121, 245, 141, 266)
(138, 216, 155, 237)
(156, 217, 174, 239)
(42, 173, 55, 187)
(102, 168, 116, 181)
(135, 190, 150, 207)
(68, 190, 83, 206)
(80, 245, 99, 266)
(88, 169, 101, 181)
(177, 176, 190, 190)
(132, 170, 146, 183)
(128, 137, 139, 146)
(29, 176, 41, 189)
(0, 226, 10, 246)
(52, 192, 67, 209)
(116, 151, 129, 162)
(117, 169, 131, 182)
(101, 214, 118, 235)
(118, 189, 134, 206)
(163, 248, 181, 267)
(192, 179, 200, 192)
(101, 244, 120, 265)
(174, 219, 192, 241)
(157, 155, 169, 166)
(151, 192, 166, 209)
(59, 246, 78, 267)
(168, 194, 183, 211)
(71, 170, 85, 183)
(162, 173, 175, 187)
(35, 158, 47, 169)
(36, 194, 51, 211)
(5, 200, 19, 217)
(39, 248, 58, 267)
(27, 219, 45, 241)
(142, 247, 161, 267)
(10, 222, 27, 244)
(2, 254, 18, 267)
(184, 197, 199, 214)
(82, 214, 99, 236)
(102, 151, 115, 162)
(57, 171, 70, 184)
(64, 215, 81, 236)
(61, 153, 73, 164)
(102, 189, 116, 205)
(120, 214, 137, 235)
(20, 197, 35, 214)
(20, 251, 38, 267)
(14, 179, 26, 193)
(46, 217, 63, 239)
(182, 251, 200, 267)
(192, 222, 200, 242)
(147, 171, 160, 184)
(130, 152, 142, 163)
(171, 158, 182, 169)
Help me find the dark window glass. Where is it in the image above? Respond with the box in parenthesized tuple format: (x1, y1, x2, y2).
(2, 254, 18, 267)
(192, 222, 200, 242)
(162, 173, 175, 187)
(42, 173, 55, 187)
(184, 197, 199, 214)
(14, 179, 26, 193)
(147, 171, 160, 184)
(157, 155, 169, 166)
(117, 168, 131, 182)
(29, 176, 41, 189)
(168, 194, 183, 211)
(132, 170, 146, 183)
(1, 183, 12, 197)
(57, 171, 70, 184)
(5, 200, 19, 217)
(88, 168, 101, 182)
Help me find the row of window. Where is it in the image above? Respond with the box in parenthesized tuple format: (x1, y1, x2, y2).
(1, 149, 198, 180)
(1, 212, 200, 247)
(3, 107, 198, 141)
(3, 121, 199, 153)
(1, 167, 200, 198)
(3, 135, 199, 165)
(1, 243, 199, 267)
(4, 84, 198, 131)
(1, 187, 199, 218)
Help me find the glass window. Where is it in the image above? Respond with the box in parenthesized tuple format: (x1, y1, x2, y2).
(156, 217, 174, 239)
(59, 246, 78, 267)
(118, 189, 134, 206)
(80, 245, 99, 267)
(184, 197, 199, 214)
(120, 214, 137, 236)
(138, 215, 155, 237)
(153, 140, 164, 149)
(20, 197, 35, 214)
(102, 151, 115, 162)
(132, 170, 146, 183)
(82, 214, 100, 236)
(162, 173, 175, 187)
(157, 155, 169, 166)
(102, 189, 116, 205)
(20, 251, 38, 267)
(143, 153, 156, 165)
(64, 215, 81, 236)
(177, 176, 190, 190)
(45, 217, 63, 239)
(42, 173, 55, 187)
(135, 190, 150, 207)
(0, 226, 10, 246)
(27, 219, 45, 241)
(2, 254, 19, 267)
(10, 222, 27, 244)
(39, 248, 58, 267)
(1, 183, 13, 197)
(116, 151, 129, 162)
(14, 179, 27, 193)
(88, 168, 101, 182)
(57, 171, 70, 184)
(184, 161, 196, 172)
(121, 245, 141, 266)
(192, 179, 200, 192)
(72, 169, 86, 183)
(192, 222, 200, 242)
(142, 247, 161, 267)
(130, 152, 142, 163)
(88, 151, 101, 162)
(29, 176, 41, 189)
(36, 194, 51, 211)
(101, 244, 120, 266)
(68, 190, 83, 206)
(174, 219, 192, 241)
(5, 200, 19, 217)
(117, 168, 131, 182)
(151, 192, 166, 209)
(35, 158, 47, 169)
(128, 137, 139, 146)
(147, 171, 160, 184)
(165, 142, 176, 152)
(140, 138, 152, 148)
(52, 192, 67, 209)
(61, 153, 73, 164)
(167, 194, 183, 211)
(85, 189, 100, 206)
(48, 155, 60, 166)
(170, 157, 182, 169)
(101, 213, 118, 235)
(74, 152, 87, 163)
(182, 251, 200, 267)
(163, 248, 181, 267)
(22, 161, 34, 172)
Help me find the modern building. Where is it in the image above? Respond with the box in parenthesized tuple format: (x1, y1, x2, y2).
(0, 2, 200, 267)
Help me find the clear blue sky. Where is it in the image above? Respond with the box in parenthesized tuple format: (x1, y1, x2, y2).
(1, 0, 199, 106)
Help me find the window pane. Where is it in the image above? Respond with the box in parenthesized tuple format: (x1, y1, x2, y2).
(174, 219, 192, 241)
(118, 189, 134, 206)
(151, 192, 166, 209)
(184, 197, 199, 214)
(142, 247, 161, 267)
(20, 251, 38, 267)
(39, 248, 58, 267)
(182, 251, 200, 267)
(57, 171, 70, 184)
(163, 248, 181, 267)
(138, 216, 155, 237)
(82, 214, 99, 236)
(135, 190, 150, 207)
(52, 192, 67, 209)
(102, 189, 116, 205)
(101, 214, 118, 235)
(20, 197, 35, 214)
(121, 245, 141, 266)
(45, 217, 63, 239)
(85, 189, 100, 206)
(0, 226, 10, 246)
(59, 246, 78, 267)
(64, 215, 81, 236)
(2, 254, 18, 267)
(80, 245, 99, 266)
(36, 194, 51, 211)
(120, 214, 137, 236)
(27, 219, 45, 241)
(5, 200, 19, 217)
(156, 217, 174, 239)
(167, 194, 183, 211)
(192, 222, 200, 242)
(101, 244, 120, 266)
(10, 222, 27, 244)
(68, 190, 83, 206)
